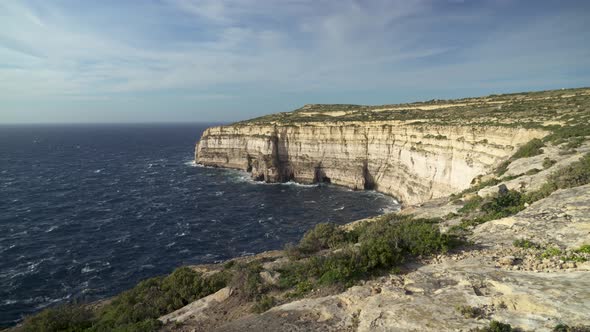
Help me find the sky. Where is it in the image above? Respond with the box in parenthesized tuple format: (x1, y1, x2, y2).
(1, 0, 589, 124)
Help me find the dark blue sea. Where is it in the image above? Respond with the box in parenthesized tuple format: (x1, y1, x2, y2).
(0, 124, 398, 326)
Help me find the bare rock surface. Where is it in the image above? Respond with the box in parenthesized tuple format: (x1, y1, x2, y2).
(478, 142, 590, 197)
(473, 184, 590, 249)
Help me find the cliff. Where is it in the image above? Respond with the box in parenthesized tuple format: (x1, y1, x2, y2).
(195, 91, 572, 204)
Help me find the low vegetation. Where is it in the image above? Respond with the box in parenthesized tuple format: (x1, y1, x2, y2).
(19, 267, 229, 332)
(511, 138, 544, 159)
(456, 305, 484, 319)
(452, 153, 590, 233)
(278, 214, 461, 297)
(471, 320, 520, 332)
(513, 238, 540, 249)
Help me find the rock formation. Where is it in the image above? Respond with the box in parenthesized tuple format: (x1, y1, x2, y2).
(196, 123, 546, 205)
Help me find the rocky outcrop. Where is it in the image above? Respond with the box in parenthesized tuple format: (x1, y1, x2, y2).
(196, 122, 546, 205)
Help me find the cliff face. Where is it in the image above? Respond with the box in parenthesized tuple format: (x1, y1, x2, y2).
(195, 122, 546, 205)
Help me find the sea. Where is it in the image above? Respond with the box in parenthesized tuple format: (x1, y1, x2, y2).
(0, 123, 399, 326)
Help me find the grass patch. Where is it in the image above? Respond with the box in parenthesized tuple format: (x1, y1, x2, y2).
(541, 246, 562, 259)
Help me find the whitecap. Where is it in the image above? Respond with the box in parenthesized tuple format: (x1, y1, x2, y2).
(81, 265, 96, 274)
(333, 206, 345, 211)
(214, 191, 224, 196)
(93, 169, 103, 174)
(166, 242, 176, 248)
(45, 225, 58, 233)
(1, 299, 17, 306)
(184, 160, 197, 167)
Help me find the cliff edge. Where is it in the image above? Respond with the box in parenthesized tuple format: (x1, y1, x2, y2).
(194, 89, 586, 204)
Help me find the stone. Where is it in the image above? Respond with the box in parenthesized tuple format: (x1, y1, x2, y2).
(499, 256, 516, 266)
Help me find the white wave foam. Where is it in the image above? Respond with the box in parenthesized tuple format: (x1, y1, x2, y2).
(333, 206, 345, 211)
(214, 191, 224, 196)
(184, 160, 197, 167)
(45, 225, 58, 233)
(81, 265, 96, 274)
(93, 169, 103, 174)
(1, 299, 17, 306)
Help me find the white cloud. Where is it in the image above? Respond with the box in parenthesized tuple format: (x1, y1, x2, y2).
(0, 0, 588, 117)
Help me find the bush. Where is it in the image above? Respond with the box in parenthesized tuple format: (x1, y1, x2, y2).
(230, 262, 264, 300)
(542, 247, 562, 259)
(513, 239, 540, 249)
(358, 217, 454, 270)
(575, 245, 590, 254)
(22, 304, 94, 332)
(21, 267, 229, 332)
(553, 323, 590, 332)
(479, 190, 525, 220)
(278, 216, 459, 291)
(548, 154, 590, 189)
(472, 320, 519, 332)
(297, 223, 348, 255)
(512, 138, 544, 159)
(456, 305, 484, 318)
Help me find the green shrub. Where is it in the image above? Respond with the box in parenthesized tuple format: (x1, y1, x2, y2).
(541, 247, 562, 259)
(230, 262, 264, 300)
(480, 190, 525, 220)
(513, 238, 540, 249)
(20, 267, 229, 332)
(548, 154, 590, 189)
(456, 305, 483, 318)
(358, 217, 454, 270)
(553, 323, 590, 332)
(22, 304, 94, 332)
(278, 216, 459, 291)
(575, 244, 590, 254)
(472, 320, 518, 332)
(512, 138, 544, 159)
(297, 223, 348, 255)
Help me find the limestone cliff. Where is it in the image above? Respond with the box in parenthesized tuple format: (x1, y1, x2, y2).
(196, 122, 545, 205)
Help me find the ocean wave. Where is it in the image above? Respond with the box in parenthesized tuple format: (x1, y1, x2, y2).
(81, 265, 96, 274)
(45, 225, 59, 233)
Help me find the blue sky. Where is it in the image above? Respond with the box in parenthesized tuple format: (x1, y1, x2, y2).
(1, 0, 589, 123)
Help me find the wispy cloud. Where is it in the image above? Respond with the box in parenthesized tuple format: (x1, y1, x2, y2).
(0, 0, 589, 123)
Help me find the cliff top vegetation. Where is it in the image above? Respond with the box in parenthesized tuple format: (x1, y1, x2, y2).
(235, 87, 590, 130)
